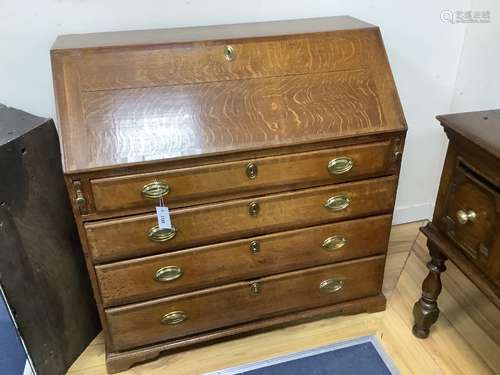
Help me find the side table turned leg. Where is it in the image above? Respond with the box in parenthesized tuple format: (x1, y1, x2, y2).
(412, 243, 447, 338)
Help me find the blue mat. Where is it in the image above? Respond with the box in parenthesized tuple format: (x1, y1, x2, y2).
(0, 296, 28, 375)
(206, 336, 398, 375)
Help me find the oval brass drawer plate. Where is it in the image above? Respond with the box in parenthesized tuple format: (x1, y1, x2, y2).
(161, 311, 187, 325)
(324, 195, 351, 211)
(142, 181, 170, 199)
(319, 278, 344, 294)
(328, 157, 353, 175)
(322, 235, 347, 251)
(148, 226, 177, 242)
(154, 266, 183, 282)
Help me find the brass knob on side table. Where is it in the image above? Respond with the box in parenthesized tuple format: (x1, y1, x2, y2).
(456, 209, 477, 225)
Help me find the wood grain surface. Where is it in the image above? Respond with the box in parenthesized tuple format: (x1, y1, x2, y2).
(105, 256, 385, 351)
(96, 215, 391, 306)
(52, 16, 375, 50)
(85, 176, 397, 263)
(51, 18, 406, 174)
(76, 29, 373, 91)
(90, 141, 394, 213)
(80, 70, 385, 171)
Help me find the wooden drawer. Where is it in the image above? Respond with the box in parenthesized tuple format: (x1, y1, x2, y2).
(441, 162, 499, 283)
(90, 141, 395, 214)
(96, 215, 391, 306)
(77, 30, 372, 91)
(106, 255, 385, 351)
(86, 176, 397, 263)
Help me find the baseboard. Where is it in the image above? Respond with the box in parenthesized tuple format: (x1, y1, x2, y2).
(393, 203, 434, 225)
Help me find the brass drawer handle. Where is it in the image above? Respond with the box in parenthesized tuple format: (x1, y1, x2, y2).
(249, 240, 260, 254)
(322, 235, 347, 251)
(319, 279, 344, 294)
(161, 311, 187, 325)
(246, 162, 258, 179)
(148, 225, 177, 242)
(324, 195, 351, 211)
(142, 181, 170, 199)
(456, 209, 477, 225)
(250, 281, 261, 295)
(248, 201, 260, 216)
(224, 45, 236, 61)
(328, 157, 353, 175)
(154, 266, 183, 282)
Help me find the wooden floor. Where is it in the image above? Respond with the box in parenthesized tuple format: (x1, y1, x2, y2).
(68, 221, 500, 374)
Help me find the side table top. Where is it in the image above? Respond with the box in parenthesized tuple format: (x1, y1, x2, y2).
(437, 109, 500, 159)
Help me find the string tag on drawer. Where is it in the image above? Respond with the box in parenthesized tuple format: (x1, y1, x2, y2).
(156, 196, 172, 229)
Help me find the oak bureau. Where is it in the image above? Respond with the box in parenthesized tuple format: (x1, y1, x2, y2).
(51, 16, 406, 373)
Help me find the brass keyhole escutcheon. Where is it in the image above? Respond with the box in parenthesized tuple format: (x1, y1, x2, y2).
(250, 281, 261, 295)
(248, 201, 260, 216)
(246, 162, 258, 179)
(224, 45, 236, 61)
(249, 240, 260, 254)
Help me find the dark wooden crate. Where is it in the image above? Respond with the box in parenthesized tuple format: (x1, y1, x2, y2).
(0, 104, 100, 375)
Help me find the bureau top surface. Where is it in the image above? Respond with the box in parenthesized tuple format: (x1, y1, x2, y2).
(51, 16, 406, 174)
(437, 109, 500, 159)
(52, 16, 375, 50)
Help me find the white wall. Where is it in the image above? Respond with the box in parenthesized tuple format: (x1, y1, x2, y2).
(0, 0, 471, 223)
(451, 0, 500, 111)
